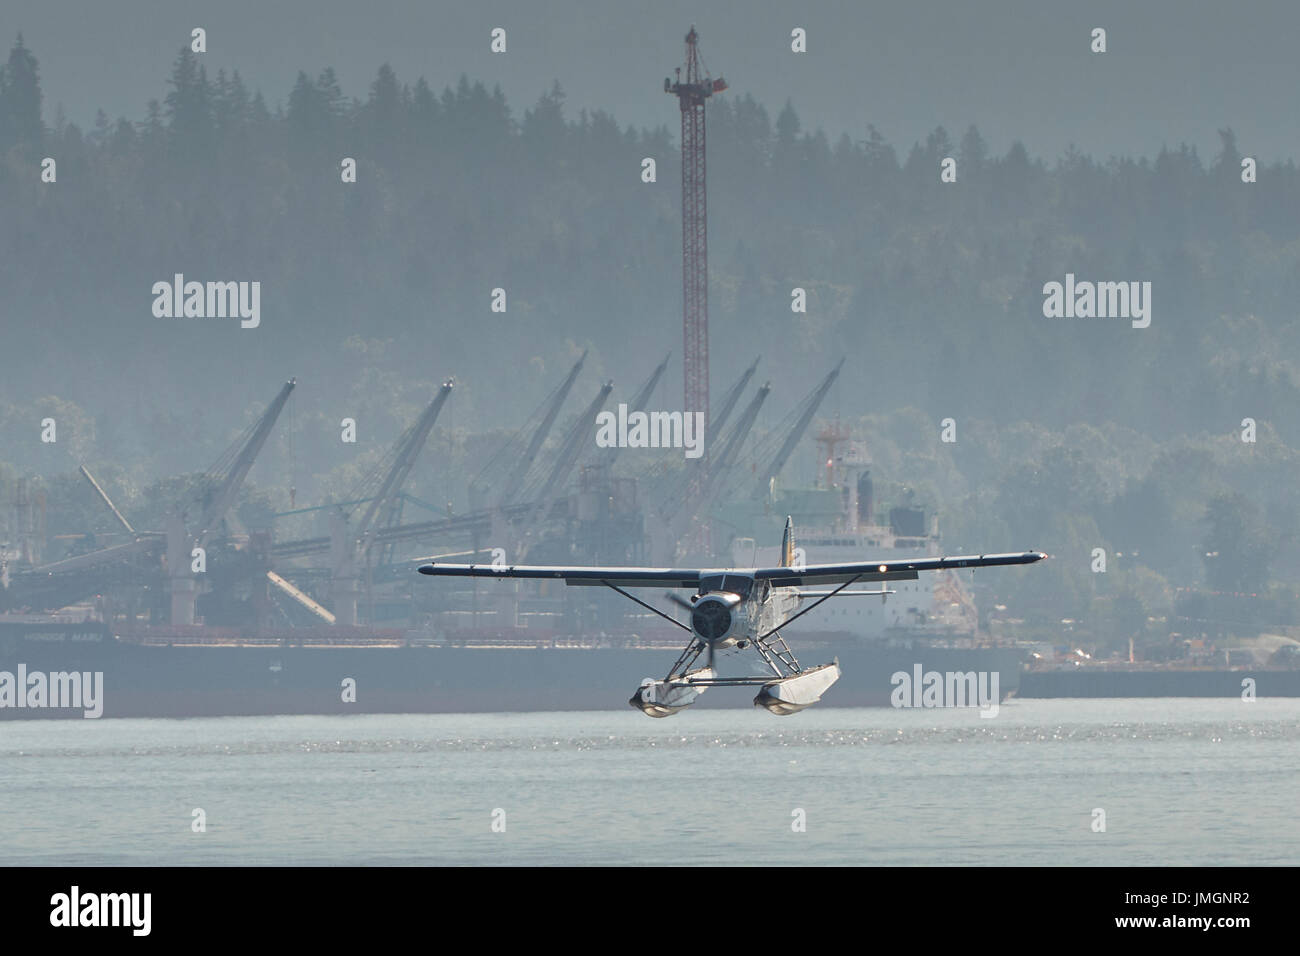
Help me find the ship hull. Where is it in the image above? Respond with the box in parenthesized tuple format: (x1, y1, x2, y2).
(0, 633, 1022, 719)
(1019, 667, 1300, 698)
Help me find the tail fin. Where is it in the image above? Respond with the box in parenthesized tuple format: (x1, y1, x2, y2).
(780, 516, 796, 567)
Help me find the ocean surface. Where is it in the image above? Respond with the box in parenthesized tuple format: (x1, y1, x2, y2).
(2, 698, 1297, 866)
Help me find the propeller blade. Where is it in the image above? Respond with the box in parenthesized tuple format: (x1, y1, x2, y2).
(666, 592, 713, 670)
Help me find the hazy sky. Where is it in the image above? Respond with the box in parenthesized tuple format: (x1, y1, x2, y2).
(8, 0, 1300, 164)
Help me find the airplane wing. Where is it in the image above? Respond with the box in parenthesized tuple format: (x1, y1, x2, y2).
(416, 563, 701, 588)
(417, 551, 1045, 589)
(754, 551, 1047, 587)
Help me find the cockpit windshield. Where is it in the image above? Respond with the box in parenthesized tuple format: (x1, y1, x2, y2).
(698, 573, 753, 598)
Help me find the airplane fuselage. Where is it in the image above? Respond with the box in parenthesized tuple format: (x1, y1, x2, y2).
(688, 571, 798, 651)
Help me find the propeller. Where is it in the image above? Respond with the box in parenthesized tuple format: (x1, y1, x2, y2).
(666, 592, 695, 611)
(666, 592, 713, 669)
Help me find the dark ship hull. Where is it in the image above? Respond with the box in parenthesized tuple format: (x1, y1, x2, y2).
(1018, 666, 1300, 698)
(0, 620, 1022, 719)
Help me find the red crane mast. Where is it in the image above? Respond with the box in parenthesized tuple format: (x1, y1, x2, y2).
(666, 26, 726, 429)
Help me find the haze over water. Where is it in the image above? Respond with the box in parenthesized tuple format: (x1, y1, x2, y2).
(2, 699, 1295, 866)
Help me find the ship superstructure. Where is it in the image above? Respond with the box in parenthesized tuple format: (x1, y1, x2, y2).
(726, 422, 977, 642)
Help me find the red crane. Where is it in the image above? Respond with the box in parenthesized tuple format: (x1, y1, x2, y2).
(666, 26, 726, 429)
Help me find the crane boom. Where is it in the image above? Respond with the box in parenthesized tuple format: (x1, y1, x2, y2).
(78, 464, 135, 535)
(661, 383, 769, 536)
(752, 361, 843, 499)
(601, 353, 670, 468)
(710, 382, 771, 481)
(709, 356, 759, 441)
(197, 378, 296, 545)
(522, 381, 615, 535)
(356, 380, 453, 541)
(494, 351, 586, 508)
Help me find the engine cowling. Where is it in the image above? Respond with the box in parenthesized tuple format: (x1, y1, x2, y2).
(690, 592, 742, 649)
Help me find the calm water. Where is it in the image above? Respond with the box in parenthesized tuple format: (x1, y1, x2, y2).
(2, 699, 1297, 865)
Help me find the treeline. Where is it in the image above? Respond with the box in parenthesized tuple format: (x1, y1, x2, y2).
(3, 36, 1300, 441)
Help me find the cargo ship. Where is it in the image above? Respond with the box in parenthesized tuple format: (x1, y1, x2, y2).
(0, 422, 1024, 720)
(0, 616, 1022, 719)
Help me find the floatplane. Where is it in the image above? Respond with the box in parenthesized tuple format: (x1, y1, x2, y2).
(418, 518, 1044, 716)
